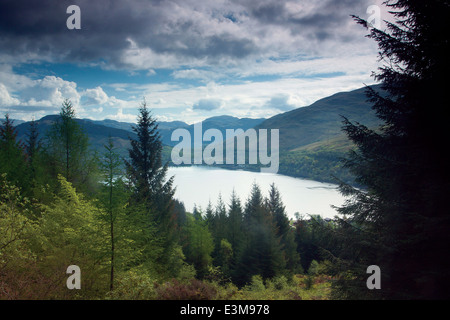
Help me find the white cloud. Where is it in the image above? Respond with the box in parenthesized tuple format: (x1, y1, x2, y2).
(83, 86, 109, 105)
(0, 83, 20, 107)
(107, 107, 137, 123)
(19, 76, 80, 109)
(0, 69, 136, 121)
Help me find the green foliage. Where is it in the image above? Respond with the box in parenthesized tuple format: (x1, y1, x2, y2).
(0, 115, 28, 190)
(279, 148, 356, 186)
(36, 175, 109, 297)
(105, 269, 157, 300)
(256, 86, 381, 152)
(44, 100, 99, 194)
(1, 98, 346, 300)
(182, 213, 214, 279)
(124, 100, 180, 278)
(0, 174, 36, 270)
(98, 137, 129, 290)
(234, 183, 286, 286)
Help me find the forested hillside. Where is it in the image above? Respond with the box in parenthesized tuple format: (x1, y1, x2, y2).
(1, 0, 449, 302)
(0, 101, 334, 300)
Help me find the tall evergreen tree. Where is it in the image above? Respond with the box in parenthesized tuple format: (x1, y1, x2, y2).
(205, 200, 214, 224)
(226, 190, 244, 260)
(209, 194, 229, 271)
(266, 183, 289, 236)
(45, 99, 96, 192)
(183, 213, 214, 279)
(333, 0, 450, 299)
(23, 118, 42, 198)
(125, 100, 175, 215)
(0, 114, 27, 188)
(99, 137, 127, 291)
(265, 183, 301, 275)
(235, 182, 285, 285)
(25, 118, 40, 165)
(125, 100, 177, 276)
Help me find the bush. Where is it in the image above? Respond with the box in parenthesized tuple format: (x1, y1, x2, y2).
(155, 278, 218, 300)
(247, 275, 265, 292)
(266, 275, 288, 291)
(106, 270, 156, 300)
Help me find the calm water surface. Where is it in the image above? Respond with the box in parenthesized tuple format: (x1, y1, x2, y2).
(168, 166, 346, 220)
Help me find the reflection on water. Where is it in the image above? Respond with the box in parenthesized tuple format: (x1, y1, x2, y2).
(168, 166, 346, 220)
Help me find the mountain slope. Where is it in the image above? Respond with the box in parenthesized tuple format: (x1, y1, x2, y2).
(256, 85, 383, 152)
(13, 114, 266, 160)
(15, 115, 136, 158)
(10, 85, 382, 184)
(82, 115, 265, 147)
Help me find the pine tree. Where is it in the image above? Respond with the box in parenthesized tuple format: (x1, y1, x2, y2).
(0, 114, 27, 188)
(23, 118, 42, 198)
(183, 213, 214, 279)
(45, 100, 96, 192)
(25, 118, 40, 165)
(125, 100, 174, 214)
(226, 190, 243, 259)
(333, 0, 450, 299)
(265, 183, 300, 275)
(235, 182, 285, 285)
(205, 200, 214, 224)
(266, 183, 289, 236)
(99, 137, 127, 291)
(125, 100, 177, 277)
(210, 193, 228, 270)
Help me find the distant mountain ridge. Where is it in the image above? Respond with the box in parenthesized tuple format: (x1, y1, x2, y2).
(13, 114, 267, 158)
(83, 115, 266, 147)
(1, 118, 25, 126)
(9, 84, 382, 184)
(256, 84, 383, 152)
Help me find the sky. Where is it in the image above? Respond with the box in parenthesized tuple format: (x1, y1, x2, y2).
(0, 0, 390, 124)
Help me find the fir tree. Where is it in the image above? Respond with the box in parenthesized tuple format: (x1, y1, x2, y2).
(333, 0, 450, 299)
(125, 100, 175, 215)
(25, 118, 40, 164)
(45, 99, 96, 192)
(23, 118, 42, 198)
(99, 137, 127, 291)
(235, 182, 285, 285)
(125, 100, 177, 276)
(227, 190, 244, 259)
(265, 183, 301, 275)
(0, 114, 27, 188)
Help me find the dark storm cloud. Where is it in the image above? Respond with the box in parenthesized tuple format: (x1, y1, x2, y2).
(0, 0, 373, 69)
(242, 0, 372, 40)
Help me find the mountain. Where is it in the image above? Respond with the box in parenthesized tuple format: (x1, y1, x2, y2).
(256, 84, 383, 152)
(13, 114, 266, 160)
(10, 85, 381, 184)
(0, 118, 26, 126)
(253, 84, 384, 184)
(198, 115, 265, 131)
(84, 115, 266, 147)
(15, 115, 137, 159)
